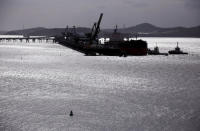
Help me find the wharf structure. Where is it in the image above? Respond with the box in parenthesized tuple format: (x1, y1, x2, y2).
(0, 35, 55, 43)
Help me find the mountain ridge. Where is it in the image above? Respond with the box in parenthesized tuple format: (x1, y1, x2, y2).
(3, 23, 200, 37)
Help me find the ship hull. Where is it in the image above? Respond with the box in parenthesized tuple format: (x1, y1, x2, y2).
(168, 51, 188, 55)
(56, 37, 148, 56)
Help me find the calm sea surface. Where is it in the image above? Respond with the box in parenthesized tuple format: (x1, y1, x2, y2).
(0, 38, 200, 131)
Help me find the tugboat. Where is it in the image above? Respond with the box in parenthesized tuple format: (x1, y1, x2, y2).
(168, 42, 188, 55)
(148, 43, 168, 56)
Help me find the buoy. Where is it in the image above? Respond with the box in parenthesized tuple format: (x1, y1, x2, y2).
(70, 110, 73, 116)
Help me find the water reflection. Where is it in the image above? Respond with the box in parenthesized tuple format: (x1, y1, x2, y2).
(0, 38, 200, 131)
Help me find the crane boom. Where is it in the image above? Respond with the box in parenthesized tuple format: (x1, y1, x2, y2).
(91, 13, 103, 42)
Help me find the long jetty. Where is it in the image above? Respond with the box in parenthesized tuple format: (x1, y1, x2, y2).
(0, 35, 55, 43)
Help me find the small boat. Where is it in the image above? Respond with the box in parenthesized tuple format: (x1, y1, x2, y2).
(168, 42, 188, 55)
(148, 44, 168, 56)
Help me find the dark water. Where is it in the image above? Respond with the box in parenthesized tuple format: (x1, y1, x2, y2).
(0, 38, 200, 131)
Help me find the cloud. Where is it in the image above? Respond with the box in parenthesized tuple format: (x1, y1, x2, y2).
(0, 0, 8, 13)
(123, 0, 148, 8)
(0, 0, 199, 30)
(184, 0, 200, 9)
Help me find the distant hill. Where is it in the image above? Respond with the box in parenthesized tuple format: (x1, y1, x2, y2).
(5, 27, 91, 37)
(4, 23, 200, 37)
(115, 23, 200, 37)
(0, 31, 7, 35)
(120, 23, 162, 33)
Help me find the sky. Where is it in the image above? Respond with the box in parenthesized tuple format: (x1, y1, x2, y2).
(0, 0, 199, 31)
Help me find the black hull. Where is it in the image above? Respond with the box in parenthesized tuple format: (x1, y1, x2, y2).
(55, 38, 148, 56)
(168, 51, 188, 55)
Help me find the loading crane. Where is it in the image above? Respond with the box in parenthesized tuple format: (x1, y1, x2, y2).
(90, 13, 103, 44)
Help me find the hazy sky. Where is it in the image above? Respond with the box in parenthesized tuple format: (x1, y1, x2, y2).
(0, 0, 199, 30)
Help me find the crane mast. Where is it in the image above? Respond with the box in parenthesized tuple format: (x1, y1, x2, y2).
(90, 13, 103, 43)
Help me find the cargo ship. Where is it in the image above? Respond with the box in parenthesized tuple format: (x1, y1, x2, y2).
(55, 13, 148, 56)
(97, 25, 148, 56)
